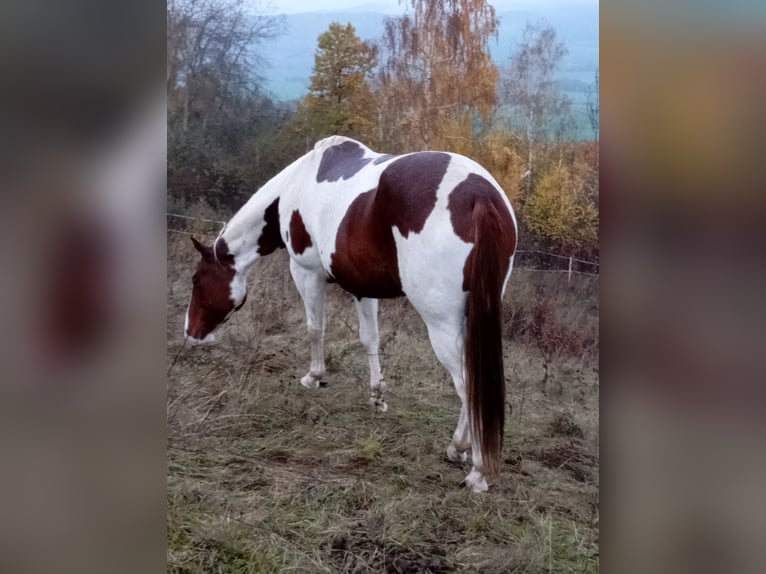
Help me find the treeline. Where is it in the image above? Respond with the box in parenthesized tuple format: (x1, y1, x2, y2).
(168, 0, 599, 259)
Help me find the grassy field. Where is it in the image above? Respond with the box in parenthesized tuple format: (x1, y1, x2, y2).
(167, 233, 599, 573)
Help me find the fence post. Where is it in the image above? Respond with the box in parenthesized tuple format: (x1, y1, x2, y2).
(568, 256, 573, 283)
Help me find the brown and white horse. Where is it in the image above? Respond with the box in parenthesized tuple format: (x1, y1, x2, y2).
(185, 136, 517, 492)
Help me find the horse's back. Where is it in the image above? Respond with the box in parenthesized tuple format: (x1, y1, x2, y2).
(289, 138, 517, 303)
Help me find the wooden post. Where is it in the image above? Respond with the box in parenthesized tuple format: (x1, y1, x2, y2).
(568, 256, 573, 283)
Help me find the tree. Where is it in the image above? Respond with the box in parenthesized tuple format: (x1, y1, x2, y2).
(299, 22, 379, 143)
(167, 0, 283, 136)
(378, 0, 499, 152)
(166, 0, 297, 211)
(476, 131, 526, 205)
(501, 21, 571, 198)
(524, 163, 598, 255)
(586, 67, 599, 142)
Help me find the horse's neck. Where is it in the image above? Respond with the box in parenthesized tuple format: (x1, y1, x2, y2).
(220, 151, 311, 272)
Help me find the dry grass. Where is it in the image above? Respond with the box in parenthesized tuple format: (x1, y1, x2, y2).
(167, 234, 599, 573)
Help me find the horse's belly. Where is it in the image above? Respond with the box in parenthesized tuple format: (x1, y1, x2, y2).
(329, 236, 404, 299)
(332, 269, 404, 299)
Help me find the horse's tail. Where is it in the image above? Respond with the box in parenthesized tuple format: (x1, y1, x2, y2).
(465, 199, 507, 476)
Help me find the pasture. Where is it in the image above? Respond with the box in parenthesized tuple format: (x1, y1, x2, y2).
(167, 231, 599, 573)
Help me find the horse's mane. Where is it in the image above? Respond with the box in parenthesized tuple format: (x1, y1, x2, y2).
(213, 222, 227, 266)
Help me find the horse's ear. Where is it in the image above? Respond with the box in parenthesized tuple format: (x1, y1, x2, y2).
(190, 236, 213, 261)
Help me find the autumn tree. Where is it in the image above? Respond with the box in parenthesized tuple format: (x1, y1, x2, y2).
(501, 21, 571, 197)
(378, 0, 499, 152)
(475, 132, 527, 205)
(524, 162, 598, 256)
(298, 22, 379, 144)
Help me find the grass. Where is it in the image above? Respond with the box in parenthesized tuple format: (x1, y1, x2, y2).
(167, 233, 599, 573)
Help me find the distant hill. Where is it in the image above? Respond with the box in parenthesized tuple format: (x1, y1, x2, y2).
(261, 4, 598, 103)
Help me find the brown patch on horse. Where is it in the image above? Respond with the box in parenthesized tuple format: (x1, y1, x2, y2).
(330, 188, 402, 299)
(187, 237, 236, 339)
(316, 140, 372, 182)
(330, 152, 451, 298)
(289, 209, 313, 255)
(382, 152, 450, 237)
(448, 173, 517, 291)
(257, 198, 285, 255)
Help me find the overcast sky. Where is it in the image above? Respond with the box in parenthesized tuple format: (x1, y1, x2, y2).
(266, 0, 597, 15)
(267, 1, 399, 13)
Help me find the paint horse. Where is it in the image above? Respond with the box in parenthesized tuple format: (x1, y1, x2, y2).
(185, 136, 517, 492)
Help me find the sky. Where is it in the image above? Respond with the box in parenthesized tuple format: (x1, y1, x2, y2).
(267, 0, 598, 15)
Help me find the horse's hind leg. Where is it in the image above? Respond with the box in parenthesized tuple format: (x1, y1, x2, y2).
(290, 260, 327, 389)
(354, 297, 386, 412)
(421, 315, 489, 492)
(422, 319, 474, 467)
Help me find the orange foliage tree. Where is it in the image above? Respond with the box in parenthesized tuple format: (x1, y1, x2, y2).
(377, 0, 499, 153)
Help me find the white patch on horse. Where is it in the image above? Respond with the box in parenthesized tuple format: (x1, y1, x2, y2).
(187, 331, 216, 346)
(229, 273, 247, 308)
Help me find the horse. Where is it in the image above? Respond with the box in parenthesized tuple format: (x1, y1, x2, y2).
(184, 136, 517, 492)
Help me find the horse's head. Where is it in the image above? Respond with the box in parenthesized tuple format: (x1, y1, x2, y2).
(184, 236, 247, 344)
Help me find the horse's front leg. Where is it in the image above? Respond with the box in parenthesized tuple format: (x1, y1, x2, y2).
(354, 297, 387, 412)
(290, 260, 327, 389)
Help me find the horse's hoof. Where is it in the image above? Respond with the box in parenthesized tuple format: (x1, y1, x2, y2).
(300, 374, 321, 389)
(368, 397, 388, 412)
(470, 481, 488, 494)
(463, 469, 488, 493)
(446, 444, 468, 463)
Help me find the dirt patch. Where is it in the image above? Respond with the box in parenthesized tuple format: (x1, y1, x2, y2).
(530, 441, 598, 483)
(546, 411, 585, 439)
(330, 533, 451, 574)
